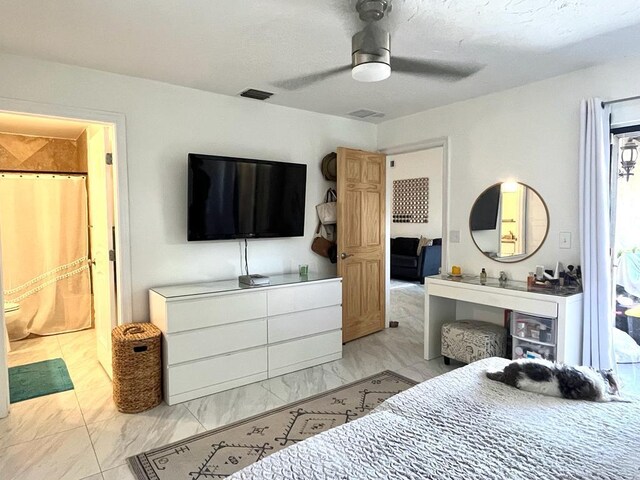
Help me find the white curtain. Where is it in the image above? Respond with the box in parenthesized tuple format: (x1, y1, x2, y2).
(579, 98, 615, 369)
(0, 174, 91, 340)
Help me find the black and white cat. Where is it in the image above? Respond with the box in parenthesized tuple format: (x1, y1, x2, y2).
(486, 358, 627, 402)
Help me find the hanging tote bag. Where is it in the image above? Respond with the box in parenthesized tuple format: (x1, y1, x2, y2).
(316, 188, 337, 225)
(311, 222, 333, 258)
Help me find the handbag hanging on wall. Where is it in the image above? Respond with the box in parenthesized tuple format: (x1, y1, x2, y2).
(316, 188, 337, 225)
(311, 222, 333, 258)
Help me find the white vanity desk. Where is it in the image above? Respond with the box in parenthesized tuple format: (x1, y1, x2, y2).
(424, 275, 583, 365)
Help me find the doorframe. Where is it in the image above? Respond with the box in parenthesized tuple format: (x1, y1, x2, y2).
(0, 97, 133, 418)
(379, 137, 451, 327)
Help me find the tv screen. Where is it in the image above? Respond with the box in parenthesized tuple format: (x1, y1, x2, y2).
(188, 154, 307, 241)
(470, 184, 501, 231)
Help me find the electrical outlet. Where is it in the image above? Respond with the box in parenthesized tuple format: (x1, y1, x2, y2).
(450, 230, 460, 243)
(559, 232, 571, 249)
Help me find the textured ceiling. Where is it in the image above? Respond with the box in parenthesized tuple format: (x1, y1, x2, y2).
(1, 0, 640, 122)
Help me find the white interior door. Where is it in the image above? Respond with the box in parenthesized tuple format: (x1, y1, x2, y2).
(87, 125, 117, 378)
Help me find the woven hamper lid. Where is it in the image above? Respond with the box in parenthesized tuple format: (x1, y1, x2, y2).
(112, 323, 160, 342)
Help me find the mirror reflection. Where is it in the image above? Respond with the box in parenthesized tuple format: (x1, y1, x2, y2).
(469, 182, 549, 262)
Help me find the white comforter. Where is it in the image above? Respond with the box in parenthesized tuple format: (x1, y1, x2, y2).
(230, 358, 640, 480)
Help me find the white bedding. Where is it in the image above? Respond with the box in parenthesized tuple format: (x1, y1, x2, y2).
(230, 358, 640, 480)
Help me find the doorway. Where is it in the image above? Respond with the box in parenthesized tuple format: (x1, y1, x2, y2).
(612, 126, 640, 394)
(0, 105, 131, 418)
(386, 146, 445, 334)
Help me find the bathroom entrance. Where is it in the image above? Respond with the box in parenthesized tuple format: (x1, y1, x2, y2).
(0, 108, 129, 416)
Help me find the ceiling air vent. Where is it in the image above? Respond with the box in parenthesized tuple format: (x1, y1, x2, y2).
(348, 109, 385, 119)
(239, 88, 274, 100)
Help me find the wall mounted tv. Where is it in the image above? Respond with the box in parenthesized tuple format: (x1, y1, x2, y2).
(188, 153, 307, 241)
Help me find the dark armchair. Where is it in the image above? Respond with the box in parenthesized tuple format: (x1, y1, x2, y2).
(390, 237, 442, 284)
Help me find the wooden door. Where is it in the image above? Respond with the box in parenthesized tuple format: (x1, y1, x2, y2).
(337, 147, 386, 343)
(87, 125, 117, 378)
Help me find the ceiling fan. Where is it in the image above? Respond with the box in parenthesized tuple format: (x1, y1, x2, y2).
(273, 0, 483, 91)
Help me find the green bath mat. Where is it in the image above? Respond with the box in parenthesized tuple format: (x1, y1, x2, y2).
(9, 358, 74, 403)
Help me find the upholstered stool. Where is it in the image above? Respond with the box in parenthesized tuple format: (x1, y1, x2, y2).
(441, 320, 507, 365)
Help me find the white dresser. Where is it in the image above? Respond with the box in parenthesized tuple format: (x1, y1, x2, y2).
(150, 274, 342, 405)
(425, 275, 583, 365)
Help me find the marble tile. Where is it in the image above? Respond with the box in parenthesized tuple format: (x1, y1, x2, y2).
(395, 358, 457, 383)
(390, 278, 420, 289)
(395, 315, 423, 335)
(66, 357, 112, 393)
(262, 365, 347, 403)
(7, 335, 63, 367)
(325, 343, 413, 384)
(58, 329, 97, 365)
(102, 464, 135, 480)
(0, 390, 85, 449)
(80, 474, 104, 480)
(185, 382, 285, 430)
(389, 303, 421, 321)
(359, 327, 423, 366)
(0, 426, 100, 480)
(75, 383, 120, 425)
(87, 403, 205, 470)
(392, 289, 424, 310)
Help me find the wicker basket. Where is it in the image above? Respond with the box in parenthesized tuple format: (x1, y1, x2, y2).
(112, 323, 162, 413)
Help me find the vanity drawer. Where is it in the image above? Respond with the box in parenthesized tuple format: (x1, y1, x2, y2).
(267, 280, 342, 316)
(268, 306, 341, 343)
(268, 330, 342, 376)
(428, 282, 558, 318)
(163, 292, 267, 333)
(167, 346, 267, 396)
(165, 319, 267, 365)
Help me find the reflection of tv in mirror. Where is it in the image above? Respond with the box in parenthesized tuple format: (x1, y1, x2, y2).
(470, 184, 500, 231)
(469, 182, 549, 263)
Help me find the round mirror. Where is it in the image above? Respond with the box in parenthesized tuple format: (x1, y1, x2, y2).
(469, 182, 549, 263)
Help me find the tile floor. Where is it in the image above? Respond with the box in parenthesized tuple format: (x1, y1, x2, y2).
(1, 280, 454, 480)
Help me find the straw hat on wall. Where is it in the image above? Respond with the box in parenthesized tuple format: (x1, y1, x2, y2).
(321, 152, 337, 181)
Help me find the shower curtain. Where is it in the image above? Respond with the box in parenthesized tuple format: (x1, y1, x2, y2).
(0, 174, 91, 340)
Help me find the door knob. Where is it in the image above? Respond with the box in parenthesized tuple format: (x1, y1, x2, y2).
(341, 252, 353, 260)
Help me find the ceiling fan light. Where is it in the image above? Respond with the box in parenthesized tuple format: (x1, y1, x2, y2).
(352, 62, 390, 82)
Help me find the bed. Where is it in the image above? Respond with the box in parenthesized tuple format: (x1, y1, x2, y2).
(230, 357, 640, 479)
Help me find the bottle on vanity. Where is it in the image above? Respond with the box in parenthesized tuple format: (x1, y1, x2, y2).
(480, 268, 487, 285)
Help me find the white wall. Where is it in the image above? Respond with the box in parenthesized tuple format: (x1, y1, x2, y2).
(378, 56, 640, 281)
(389, 147, 443, 239)
(0, 54, 376, 321)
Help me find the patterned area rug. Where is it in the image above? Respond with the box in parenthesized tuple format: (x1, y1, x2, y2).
(128, 371, 417, 479)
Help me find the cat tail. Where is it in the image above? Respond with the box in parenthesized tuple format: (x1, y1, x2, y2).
(485, 369, 505, 383)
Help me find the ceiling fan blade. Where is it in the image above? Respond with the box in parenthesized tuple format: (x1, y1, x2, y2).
(272, 65, 352, 91)
(392, 57, 483, 80)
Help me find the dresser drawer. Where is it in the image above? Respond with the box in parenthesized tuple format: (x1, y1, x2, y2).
(165, 319, 267, 365)
(268, 306, 341, 343)
(268, 330, 342, 375)
(164, 292, 267, 333)
(167, 346, 267, 396)
(267, 281, 342, 316)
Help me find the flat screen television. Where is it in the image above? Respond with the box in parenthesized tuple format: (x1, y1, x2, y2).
(188, 153, 307, 241)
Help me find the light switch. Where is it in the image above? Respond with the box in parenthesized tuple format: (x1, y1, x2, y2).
(450, 230, 460, 243)
(559, 232, 571, 249)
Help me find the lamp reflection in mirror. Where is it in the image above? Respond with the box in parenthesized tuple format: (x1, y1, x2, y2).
(619, 138, 638, 182)
(469, 182, 549, 263)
